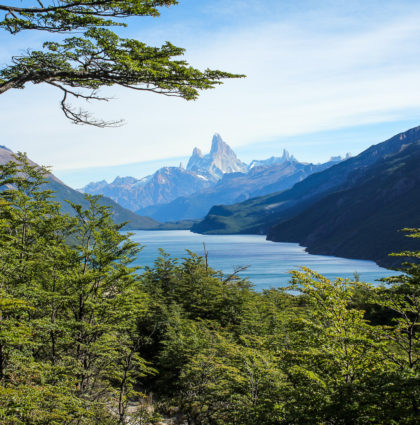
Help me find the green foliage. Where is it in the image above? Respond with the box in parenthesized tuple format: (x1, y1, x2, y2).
(0, 1, 178, 34)
(142, 250, 253, 325)
(284, 270, 387, 424)
(0, 1, 244, 126)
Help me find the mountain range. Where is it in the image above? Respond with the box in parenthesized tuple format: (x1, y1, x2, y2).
(192, 126, 420, 267)
(138, 155, 342, 222)
(81, 133, 242, 212)
(82, 134, 345, 221)
(82, 167, 212, 213)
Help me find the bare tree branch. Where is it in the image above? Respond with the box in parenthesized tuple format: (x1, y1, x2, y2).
(223, 265, 250, 284)
(53, 84, 123, 127)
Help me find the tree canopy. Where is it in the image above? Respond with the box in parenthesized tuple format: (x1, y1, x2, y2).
(0, 1, 243, 126)
(0, 155, 419, 423)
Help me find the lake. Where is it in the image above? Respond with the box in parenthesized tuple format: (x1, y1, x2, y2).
(128, 230, 395, 291)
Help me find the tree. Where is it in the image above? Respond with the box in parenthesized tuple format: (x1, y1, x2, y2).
(370, 229, 420, 423)
(0, 1, 243, 126)
(63, 195, 154, 422)
(284, 269, 387, 424)
(0, 154, 93, 424)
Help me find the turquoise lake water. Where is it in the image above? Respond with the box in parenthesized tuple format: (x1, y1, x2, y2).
(128, 230, 395, 291)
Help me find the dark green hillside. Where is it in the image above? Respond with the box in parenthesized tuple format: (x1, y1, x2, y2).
(267, 142, 420, 268)
(46, 177, 159, 230)
(190, 193, 286, 234)
(0, 146, 159, 230)
(193, 125, 420, 237)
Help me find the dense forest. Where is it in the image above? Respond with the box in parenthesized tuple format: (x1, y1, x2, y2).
(0, 155, 419, 424)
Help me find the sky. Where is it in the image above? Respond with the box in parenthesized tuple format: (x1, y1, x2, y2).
(2, 0, 420, 187)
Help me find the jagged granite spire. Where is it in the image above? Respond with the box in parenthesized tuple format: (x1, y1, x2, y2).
(187, 133, 247, 181)
(210, 133, 227, 154)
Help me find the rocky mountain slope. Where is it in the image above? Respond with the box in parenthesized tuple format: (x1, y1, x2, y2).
(83, 166, 211, 212)
(192, 126, 420, 267)
(0, 146, 159, 230)
(81, 133, 247, 212)
(267, 139, 420, 267)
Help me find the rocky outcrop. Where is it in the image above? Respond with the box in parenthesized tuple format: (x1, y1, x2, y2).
(82, 165, 212, 212)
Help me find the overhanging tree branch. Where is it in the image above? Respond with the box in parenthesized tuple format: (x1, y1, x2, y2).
(0, 14, 245, 126)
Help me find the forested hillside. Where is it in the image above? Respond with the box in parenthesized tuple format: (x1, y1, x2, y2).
(1, 147, 419, 425)
(268, 139, 420, 267)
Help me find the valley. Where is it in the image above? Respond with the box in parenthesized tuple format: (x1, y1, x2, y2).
(2, 127, 418, 269)
(77, 127, 420, 269)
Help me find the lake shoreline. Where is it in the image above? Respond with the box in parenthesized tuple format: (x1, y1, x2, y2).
(126, 230, 395, 290)
(144, 227, 395, 270)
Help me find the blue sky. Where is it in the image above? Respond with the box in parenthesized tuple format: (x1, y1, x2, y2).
(2, 0, 420, 187)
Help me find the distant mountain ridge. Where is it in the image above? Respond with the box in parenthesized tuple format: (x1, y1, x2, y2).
(82, 133, 345, 221)
(248, 149, 296, 169)
(192, 126, 420, 267)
